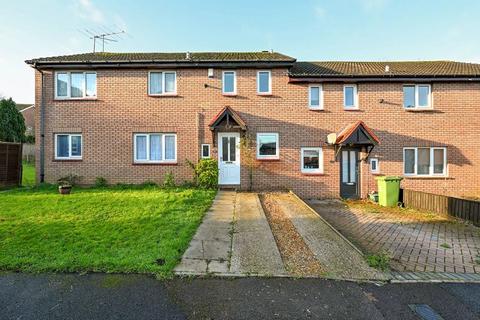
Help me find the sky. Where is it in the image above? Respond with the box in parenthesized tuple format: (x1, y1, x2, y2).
(1, 0, 480, 103)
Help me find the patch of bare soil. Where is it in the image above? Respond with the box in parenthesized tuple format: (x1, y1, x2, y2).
(259, 193, 324, 276)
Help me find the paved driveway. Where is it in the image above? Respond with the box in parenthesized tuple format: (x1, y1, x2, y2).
(309, 200, 480, 274)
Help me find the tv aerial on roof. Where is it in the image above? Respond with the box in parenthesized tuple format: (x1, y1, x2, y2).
(79, 27, 126, 53)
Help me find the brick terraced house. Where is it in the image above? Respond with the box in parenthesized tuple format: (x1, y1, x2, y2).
(26, 52, 480, 199)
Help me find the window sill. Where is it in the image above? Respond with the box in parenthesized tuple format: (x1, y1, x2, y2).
(148, 94, 178, 97)
(308, 107, 324, 111)
(256, 157, 280, 161)
(133, 162, 178, 166)
(53, 159, 83, 162)
(222, 93, 237, 97)
(301, 172, 325, 176)
(343, 107, 360, 111)
(403, 175, 450, 179)
(257, 92, 272, 96)
(54, 98, 97, 101)
(404, 107, 434, 112)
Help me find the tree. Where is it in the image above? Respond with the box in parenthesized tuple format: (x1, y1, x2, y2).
(0, 98, 26, 142)
(239, 133, 258, 191)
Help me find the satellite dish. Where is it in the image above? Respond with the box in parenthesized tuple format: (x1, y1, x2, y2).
(327, 133, 337, 144)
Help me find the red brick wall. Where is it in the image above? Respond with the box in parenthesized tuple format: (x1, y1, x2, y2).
(34, 69, 480, 199)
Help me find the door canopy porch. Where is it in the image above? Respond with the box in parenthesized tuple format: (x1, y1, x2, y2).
(328, 120, 380, 157)
(208, 106, 247, 131)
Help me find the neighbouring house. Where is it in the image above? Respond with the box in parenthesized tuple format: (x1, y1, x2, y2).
(25, 52, 480, 199)
(19, 104, 35, 136)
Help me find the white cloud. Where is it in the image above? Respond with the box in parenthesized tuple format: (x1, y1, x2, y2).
(314, 6, 326, 19)
(358, 0, 389, 11)
(76, 0, 105, 23)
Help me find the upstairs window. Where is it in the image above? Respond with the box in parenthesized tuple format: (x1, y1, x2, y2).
(134, 133, 177, 163)
(222, 71, 236, 95)
(343, 84, 358, 109)
(403, 84, 431, 109)
(257, 71, 271, 94)
(55, 72, 96, 99)
(257, 133, 279, 159)
(55, 133, 82, 160)
(149, 71, 177, 95)
(309, 85, 323, 109)
(403, 147, 446, 176)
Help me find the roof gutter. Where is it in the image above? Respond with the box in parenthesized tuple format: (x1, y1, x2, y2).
(288, 76, 480, 83)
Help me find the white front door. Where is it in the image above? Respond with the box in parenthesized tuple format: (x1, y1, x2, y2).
(218, 132, 240, 185)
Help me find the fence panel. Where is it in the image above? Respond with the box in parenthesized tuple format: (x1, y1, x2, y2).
(0, 142, 22, 187)
(403, 189, 480, 226)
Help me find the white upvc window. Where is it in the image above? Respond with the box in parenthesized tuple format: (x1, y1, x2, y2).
(54, 133, 82, 160)
(55, 71, 97, 99)
(301, 147, 323, 174)
(134, 133, 177, 163)
(343, 84, 358, 109)
(403, 147, 447, 176)
(148, 71, 177, 95)
(370, 158, 379, 174)
(403, 84, 432, 109)
(308, 85, 323, 109)
(257, 70, 272, 94)
(201, 144, 211, 159)
(256, 133, 279, 159)
(222, 71, 236, 95)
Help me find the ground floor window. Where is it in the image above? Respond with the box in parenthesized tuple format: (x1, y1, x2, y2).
(55, 133, 82, 160)
(257, 133, 279, 159)
(403, 147, 446, 176)
(301, 147, 323, 173)
(370, 158, 379, 173)
(134, 133, 177, 163)
(201, 144, 210, 159)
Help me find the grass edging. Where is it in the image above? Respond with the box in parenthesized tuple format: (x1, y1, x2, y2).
(288, 191, 365, 257)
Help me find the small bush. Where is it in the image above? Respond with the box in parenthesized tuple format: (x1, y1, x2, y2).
(163, 172, 175, 188)
(366, 252, 390, 271)
(196, 159, 218, 189)
(95, 177, 108, 188)
(58, 174, 81, 187)
(142, 180, 158, 187)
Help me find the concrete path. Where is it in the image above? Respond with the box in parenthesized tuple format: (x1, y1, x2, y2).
(175, 191, 285, 276)
(275, 193, 388, 280)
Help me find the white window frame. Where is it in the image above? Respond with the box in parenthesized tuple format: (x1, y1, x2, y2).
(256, 133, 279, 159)
(370, 158, 379, 174)
(133, 133, 177, 163)
(148, 71, 177, 96)
(308, 84, 323, 110)
(343, 84, 358, 109)
(300, 147, 323, 174)
(257, 70, 272, 95)
(403, 147, 447, 177)
(403, 84, 432, 109)
(54, 71, 97, 100)
(222, 70, 237, 95)
(201, 144, 211, 159)
(54, 133, 83, 160)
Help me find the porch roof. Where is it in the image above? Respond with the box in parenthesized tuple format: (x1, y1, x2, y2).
(208, 106, 247, 131)
(335, 121, 380, 146)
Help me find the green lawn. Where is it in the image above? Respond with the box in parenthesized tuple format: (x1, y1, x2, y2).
(0, 185, 216, 277)
(22, 161, 35, 186)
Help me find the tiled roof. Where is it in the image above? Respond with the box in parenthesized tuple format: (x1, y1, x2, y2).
(26, 51, 296, 64)
(336, 121, 380, 145)
(290, 61, 480, 78)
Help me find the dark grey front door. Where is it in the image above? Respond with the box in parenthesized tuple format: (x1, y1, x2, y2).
(340, 149, 360, 199)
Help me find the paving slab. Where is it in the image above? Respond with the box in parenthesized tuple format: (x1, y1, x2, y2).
(276, 193, 387, 280)
(230, 193, 287, 276)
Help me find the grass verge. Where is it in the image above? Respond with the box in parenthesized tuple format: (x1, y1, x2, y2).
(21, 161, 35, 186)
(0, 184, 216, 277)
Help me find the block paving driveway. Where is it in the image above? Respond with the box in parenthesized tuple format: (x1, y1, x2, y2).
(309, 200, 480, 274)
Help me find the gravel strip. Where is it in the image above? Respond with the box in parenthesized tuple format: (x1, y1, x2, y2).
(259, 193, 324, 277)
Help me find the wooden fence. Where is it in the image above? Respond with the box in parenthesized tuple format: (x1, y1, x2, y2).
(0, 142, 22, 188)
(402, 189, 480, 226)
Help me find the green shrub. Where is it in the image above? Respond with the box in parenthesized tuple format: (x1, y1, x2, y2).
(366, 252, 390, 271)
(163, 172, 175, 188)
(142, 180, 158, 187)
(57, 174, 81, 187)
(196, 159, 218, 189)
(95, 177, 107, 187)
